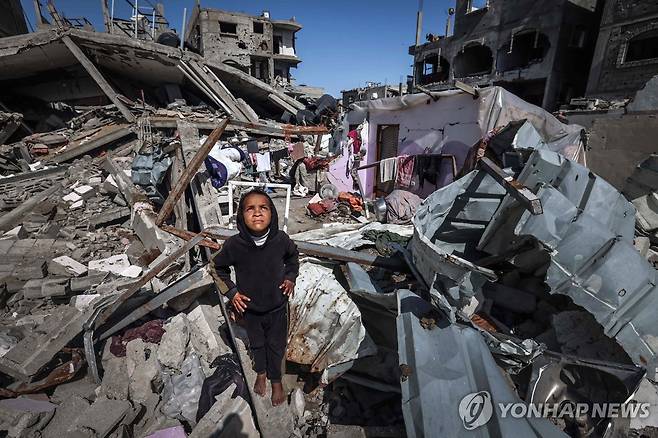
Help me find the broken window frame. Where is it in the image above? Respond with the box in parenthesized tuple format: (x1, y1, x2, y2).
(252, 21, 264, 34)
(219, 21, 237, 35)
(454, 42, 493, 78)
(622, 28, 658, 65)
(496, 30, 550, 72)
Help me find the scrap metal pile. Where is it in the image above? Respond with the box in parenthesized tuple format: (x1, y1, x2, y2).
(0, 27, 658, 438)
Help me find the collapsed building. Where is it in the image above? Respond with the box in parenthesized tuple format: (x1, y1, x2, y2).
(0, 3, 657, 438)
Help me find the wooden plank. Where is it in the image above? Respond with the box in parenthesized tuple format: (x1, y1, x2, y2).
(0, 184, 61, 232)
(51, 125, 134, 164)
(187, 60, 249, 122)
(61, 36, 136, 123)
(268, 92, 298, 115)
(156, 118, 229, 226)
(162, 226, 410, 272)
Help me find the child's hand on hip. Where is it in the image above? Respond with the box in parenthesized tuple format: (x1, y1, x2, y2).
(280, 279, 295, 296)
(231, 292, 251, 313)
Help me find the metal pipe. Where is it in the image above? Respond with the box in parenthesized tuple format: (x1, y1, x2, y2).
(134, 0, 138, 39)
(152, 8, 155, 39)
(110, 0, 114, 33)
(180, 7, 187, 49)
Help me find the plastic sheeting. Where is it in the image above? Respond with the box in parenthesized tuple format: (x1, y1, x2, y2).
(291, 222, 413, 251)
(162, 353, 206, 426)
(287, 262, 377, 383)
(478, 87, 586, 163)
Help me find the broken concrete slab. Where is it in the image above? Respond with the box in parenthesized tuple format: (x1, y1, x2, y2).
(49, 255, 88, 277)
(69, 397, 133, 438)
(70, 199, 85, 210)
(21, 278, 47, 300)
(63, 192, 83, 203)
(99, 343, 130, 401)
(0, 306, 87, 380)
(186, 304, 231, 374)
(14, 260, 48, 280)
(42, 395, 91, 438)
(41, 277, 70, 298)
(119, 265, 142, 279)
(70, 272, 108, 292)
(126, 339, 161, 404)
(88, 254, 130, 276)
(157, 314, 189, 370)
(73, 185, 95, 200)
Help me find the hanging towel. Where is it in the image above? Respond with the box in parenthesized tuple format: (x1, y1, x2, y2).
(380, 157, 398, 183)
(395, 155, 415, 189)
(255, 152, 271, 172)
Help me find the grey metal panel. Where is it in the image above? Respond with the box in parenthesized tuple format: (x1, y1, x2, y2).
(396, 290, 566, 438)
(478, 148, 658, 377)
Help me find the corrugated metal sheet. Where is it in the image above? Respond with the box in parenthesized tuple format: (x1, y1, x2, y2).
(287, 262, 377, 381)
(479, 150, 658, 379)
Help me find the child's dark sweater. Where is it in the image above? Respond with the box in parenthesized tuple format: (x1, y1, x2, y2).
(213, 192, 299, 313)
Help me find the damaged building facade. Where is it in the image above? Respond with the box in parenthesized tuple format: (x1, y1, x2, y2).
(185, 7, 302, 86)
(586, 0, 658, 100)
(409, 0, 603, 110)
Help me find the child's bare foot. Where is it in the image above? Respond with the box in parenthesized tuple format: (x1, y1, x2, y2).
(271, 381, 285, 406)
(254, 373, 267, 397)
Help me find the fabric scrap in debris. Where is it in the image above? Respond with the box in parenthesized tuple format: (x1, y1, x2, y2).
(110, 319, 165, 357)
(196, 353, 247, 422)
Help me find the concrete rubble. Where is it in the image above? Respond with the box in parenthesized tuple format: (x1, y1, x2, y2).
(0, 2, 657, 438)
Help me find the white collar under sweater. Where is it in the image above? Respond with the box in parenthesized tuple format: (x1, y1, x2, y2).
(250, 229, 270, 247)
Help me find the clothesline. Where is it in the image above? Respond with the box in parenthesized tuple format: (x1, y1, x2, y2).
(356, 154, 458, 180)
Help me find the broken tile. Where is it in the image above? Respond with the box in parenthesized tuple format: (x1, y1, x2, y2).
(49, 255, 88, 277)
(62, 192, 83, 203)
(73, 185, 95, 199)
(119, 265, 142, 278)
(88, 254, 130, 276)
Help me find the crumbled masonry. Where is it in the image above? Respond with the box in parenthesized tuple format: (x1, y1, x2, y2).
(0, 2, 658, 438)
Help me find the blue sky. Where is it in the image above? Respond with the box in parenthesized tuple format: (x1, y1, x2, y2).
(19, 0, 454, 96)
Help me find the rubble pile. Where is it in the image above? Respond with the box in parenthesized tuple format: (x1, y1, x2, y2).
(0, 21, 657, 438)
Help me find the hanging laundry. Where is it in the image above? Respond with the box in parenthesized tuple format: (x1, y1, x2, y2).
(246, 140, 259, 154)
(255, 152, 271, 172)
(347, 129, 362, 154)
(270, 148, 288, 162)
(380, 157, 398, 183)
(396, 155, 415, 189)
(290, 142, 305, 162)
(416, 155, 442, 188)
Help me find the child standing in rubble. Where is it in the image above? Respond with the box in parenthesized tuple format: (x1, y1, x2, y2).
(213, 188, 299, 406)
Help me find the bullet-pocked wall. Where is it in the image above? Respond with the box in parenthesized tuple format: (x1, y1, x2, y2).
(185, 8, 302, 85)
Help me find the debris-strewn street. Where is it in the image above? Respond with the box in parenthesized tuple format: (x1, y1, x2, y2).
(0, 0, 657, 437)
